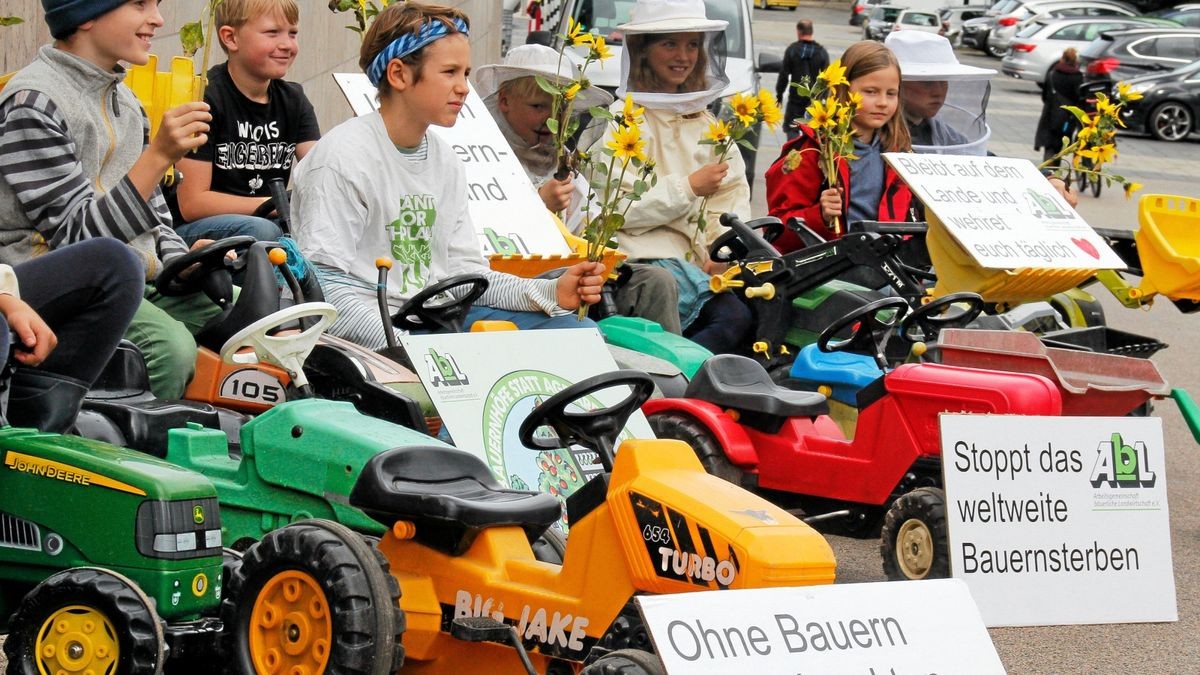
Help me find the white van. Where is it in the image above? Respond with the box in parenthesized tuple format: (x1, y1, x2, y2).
(536, 0, 782, 185)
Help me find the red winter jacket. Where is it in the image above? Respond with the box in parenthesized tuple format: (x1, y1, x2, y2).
(765, 125, 915, 254)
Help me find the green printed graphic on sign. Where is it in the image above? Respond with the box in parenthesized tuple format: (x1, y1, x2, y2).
(389, 193, 435, 293)
(482, 369, 632, 531)
(1090, 432, 1157, 488)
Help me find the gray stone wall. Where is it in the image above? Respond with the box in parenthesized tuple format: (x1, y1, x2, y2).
(1, 0, 502, 133)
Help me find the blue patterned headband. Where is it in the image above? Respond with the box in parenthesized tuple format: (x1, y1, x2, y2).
(366, 17, 470, 86)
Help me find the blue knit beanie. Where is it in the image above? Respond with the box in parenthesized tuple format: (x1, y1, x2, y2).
(42, 0, 130, 39)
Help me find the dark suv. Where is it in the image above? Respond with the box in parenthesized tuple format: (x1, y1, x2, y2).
(1080, 27, 1200, 85)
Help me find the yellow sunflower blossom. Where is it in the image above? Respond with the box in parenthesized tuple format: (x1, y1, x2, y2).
(730, 92, 760, 126)
(1124, 181, 1143, 200)
(590, 35, 612, 61)
(567, 17, 593, 47)
(758, 92, 783, 130)
(704, 119, 731, 143)
(807, 98, 833, 130)
(607, 123, 646, 165)
(1092, 143, 1117, 164)
(1076, 125, 1098, 143)
(621, 93, 645, 126)
(818, 60, 849, 88)
(847, 91, 863, 109)
(782, 149, 804, 173)
(1095, 97, 1118, 119)
(1115, 81, 1143, 102)
(564, 82, 581, 101)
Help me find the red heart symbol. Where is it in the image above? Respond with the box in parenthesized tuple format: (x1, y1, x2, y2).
(1072, 237, 1100, 259)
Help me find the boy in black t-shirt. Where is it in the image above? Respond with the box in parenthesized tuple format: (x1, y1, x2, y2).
(174, 0, 320, 245)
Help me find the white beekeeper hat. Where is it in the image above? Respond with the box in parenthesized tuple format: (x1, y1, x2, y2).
(886, 31, 996, 81)
(473, 44, 614, 108)
(617, 0, 727, 34)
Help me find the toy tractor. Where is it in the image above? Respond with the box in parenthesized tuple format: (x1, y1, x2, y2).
(221, 370, 836, 674)
(0, 426, 225, 674)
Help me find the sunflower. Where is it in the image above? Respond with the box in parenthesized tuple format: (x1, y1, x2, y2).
(567, 17, 593, 47)
(806, 98, 833, 130)
(704, 119, 731, 143)
(757, 89, 783, 130)
(847, 91, 863, 110)
(1124, 181, 1143, 200)
(1115, 81, 1143, 103)
(1091, 143, 1117, 164)
(590, 35, 612, 62)
(621, 93, 645, 126)
(730, 92, 760, 126)
(564, 82, 581, 101)
(607, 123, 647, 165)
(818, 60, 849, 88)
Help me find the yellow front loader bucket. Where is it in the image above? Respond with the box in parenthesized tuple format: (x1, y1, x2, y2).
(1098, 194, 1200, 309)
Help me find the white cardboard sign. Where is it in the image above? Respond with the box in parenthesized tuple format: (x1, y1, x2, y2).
(941, 414, 1176, 627)
(884, 153, 1125, 270)
(398, 329, 654, 531)
(333, 73, 569, 256)
(636, 579, 1004, 674)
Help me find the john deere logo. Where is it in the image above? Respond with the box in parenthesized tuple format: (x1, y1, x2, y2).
(193, 505, 205, 524)
(1090, 432, 1157, 488)
(426, 348, 469, 387)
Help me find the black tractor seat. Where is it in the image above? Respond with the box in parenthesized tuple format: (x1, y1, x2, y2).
(686, 354, 829, 419)
(350, 446, 562, 556)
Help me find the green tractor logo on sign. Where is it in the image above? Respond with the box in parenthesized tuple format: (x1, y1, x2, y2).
(1090, 432, 1157, 488)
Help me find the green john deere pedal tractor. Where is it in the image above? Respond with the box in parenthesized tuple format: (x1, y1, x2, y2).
(0, 426, 225, 674)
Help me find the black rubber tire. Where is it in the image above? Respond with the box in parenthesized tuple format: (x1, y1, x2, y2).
(581, 649, 667, 675)
(1148, 101, 1193, 142)
(532, 527, 568, 565)
(880, 487, 950, 581)
(985, 40, 1007, 57)
(220, 520, 404, 675)
(4, 567, 166, 675)
(648, 411, 745, 487)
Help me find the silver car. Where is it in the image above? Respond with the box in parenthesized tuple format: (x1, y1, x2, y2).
(941, 5, 991, 47)
(985, 0, 1137, 56)
(1001, 16, 1167, 84)
(863, 4, 906, 41)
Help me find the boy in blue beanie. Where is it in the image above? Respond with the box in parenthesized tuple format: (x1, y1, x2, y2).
(0, 0, 221, 399)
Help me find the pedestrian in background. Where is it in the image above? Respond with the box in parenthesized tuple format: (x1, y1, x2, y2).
(1035, 47, 1083, 165)
(776, 19, 830, 141)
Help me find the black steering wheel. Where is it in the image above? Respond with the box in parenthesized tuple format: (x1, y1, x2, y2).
(899, 292, 987, 344)
(709, 217, 784, 263)
(518, 371, 655, 474)
(391, 273, 489, 333)
(156, 236, 256, 301)
(817, 296, 910, 367)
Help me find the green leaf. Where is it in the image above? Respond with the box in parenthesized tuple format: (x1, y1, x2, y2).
(546, 118, 559, 134)
(736, 139, 757, 152)
(590, 107, 615, 121)
(0, 16, 25, 26)
(180, 21, 205, 57)
(1061, 105, 1091, 126)
(534, 75, 561, 97)
(634, 180, 648, 193)
(593, 161, 609, 175)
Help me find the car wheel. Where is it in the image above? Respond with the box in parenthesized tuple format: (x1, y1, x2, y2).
(880, 487, 950, 581)
(581, 649, 666, 675)
(985, 41, 1008, 58)
(1149, 101, 1193, 142)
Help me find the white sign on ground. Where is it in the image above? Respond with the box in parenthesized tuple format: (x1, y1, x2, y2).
(884, 153, 1125, 270)
(941, 414, 1176, 627)
(333, 73, 569, 256)
(399, 329, 653, 532)
(636, 579, 1004, 674)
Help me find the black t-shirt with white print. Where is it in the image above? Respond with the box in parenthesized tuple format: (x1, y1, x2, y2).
(192, 63, 320, 206)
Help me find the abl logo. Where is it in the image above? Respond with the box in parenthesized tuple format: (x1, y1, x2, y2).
(426, 349, 469, 387)
(1089, 432, 1156, 488)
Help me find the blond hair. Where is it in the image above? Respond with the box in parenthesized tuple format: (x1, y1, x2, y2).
(498, 76, 553, 104)
(215, 0, 300, 54)
(360, 1, 470, 94)
(838, 41, 912, 153)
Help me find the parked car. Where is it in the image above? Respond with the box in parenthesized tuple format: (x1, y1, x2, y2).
(890, 8, 945, 36)
(986, 0, 1138, 56)
(1001, 16, 1169, 84)
(1118, 58, 1200, 140)
(1080, 26, 1200, 86)
(864, 4, 906, 40)
(960, 14, 997, 50)
(1148, 3, 1200, 27)
(753, 0, 799, 9)
(850, 0, 887, 25)
(941, 5, 991, 46)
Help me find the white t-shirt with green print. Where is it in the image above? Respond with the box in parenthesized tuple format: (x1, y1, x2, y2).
(291, 112, 561, 313)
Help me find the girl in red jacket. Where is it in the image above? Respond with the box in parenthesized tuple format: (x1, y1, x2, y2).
(766, 41, 916, 254)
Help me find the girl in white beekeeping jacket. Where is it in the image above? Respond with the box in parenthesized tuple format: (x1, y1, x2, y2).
(594, 0, 752, 355)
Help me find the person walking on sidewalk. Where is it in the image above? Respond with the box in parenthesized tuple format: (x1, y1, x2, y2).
(776, 19, 829, 141)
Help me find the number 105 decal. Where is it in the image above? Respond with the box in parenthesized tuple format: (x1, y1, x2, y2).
(219, 369, 285, 404)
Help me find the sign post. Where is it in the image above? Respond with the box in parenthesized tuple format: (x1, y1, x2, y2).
(941, 414, 1177, 627)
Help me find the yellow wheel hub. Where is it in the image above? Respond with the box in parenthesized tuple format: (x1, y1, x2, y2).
(35, 605, 119, 675)
(896, 519, 934, 579)
(250, 570, 331, 675)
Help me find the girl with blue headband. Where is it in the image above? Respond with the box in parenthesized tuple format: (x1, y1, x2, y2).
(290, 2, 606, 348)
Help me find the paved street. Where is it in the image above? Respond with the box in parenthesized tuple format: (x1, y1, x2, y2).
(751, 4, 1200, 673)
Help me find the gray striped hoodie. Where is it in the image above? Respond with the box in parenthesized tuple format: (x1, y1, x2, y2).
(0, 45, 187, 280)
